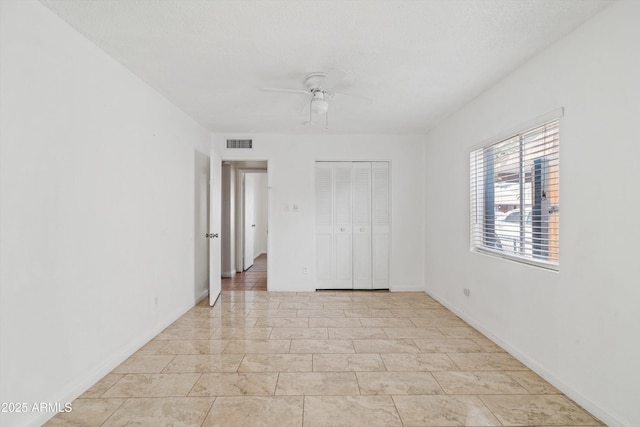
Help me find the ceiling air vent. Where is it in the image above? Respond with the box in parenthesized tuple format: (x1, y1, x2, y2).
(226, 139, 253, 149)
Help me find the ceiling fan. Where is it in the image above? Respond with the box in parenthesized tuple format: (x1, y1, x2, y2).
(262, 69, 368, 128)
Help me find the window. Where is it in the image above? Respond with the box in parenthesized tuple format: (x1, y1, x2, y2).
(470, 119, 560, 269)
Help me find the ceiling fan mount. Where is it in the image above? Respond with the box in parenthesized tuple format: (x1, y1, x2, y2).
(304, 72, 329, 90)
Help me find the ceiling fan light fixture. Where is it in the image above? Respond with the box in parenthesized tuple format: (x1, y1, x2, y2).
(311, 98, 329, 115)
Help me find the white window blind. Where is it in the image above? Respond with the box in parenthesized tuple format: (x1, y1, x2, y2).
(470, 119, 560, 269)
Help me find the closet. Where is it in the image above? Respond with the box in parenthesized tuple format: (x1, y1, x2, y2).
(315, 161, 390, 290)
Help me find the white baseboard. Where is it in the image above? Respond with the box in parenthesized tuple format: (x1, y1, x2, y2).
(266, 282, 426, 293)
(33, 297, 203, 427)
(196, 289, 209, 303)
(425, 288, 624, 427)
(390, 282, 426, 292)
(268, 283, 311, 292)
(222, 269, 236, 278)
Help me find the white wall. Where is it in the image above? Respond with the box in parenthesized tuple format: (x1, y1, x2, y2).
(214, 134, 425, 292)
(0, 2, 211, 426)
(422, 2, 639, 426)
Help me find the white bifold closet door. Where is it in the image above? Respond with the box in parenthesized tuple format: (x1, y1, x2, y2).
(315, 161, 389, 290)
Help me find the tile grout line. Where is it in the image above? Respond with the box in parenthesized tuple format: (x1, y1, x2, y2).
(185, 373, 204, 398)
(389, 395, 406, 427)
(198, 396, 217, 427)
(98, 396, 128, 427)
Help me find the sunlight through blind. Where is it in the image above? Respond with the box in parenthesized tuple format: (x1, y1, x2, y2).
(470, 119, 560, 269)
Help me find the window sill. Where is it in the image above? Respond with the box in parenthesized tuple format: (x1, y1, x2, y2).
(471, 247, 559, 272)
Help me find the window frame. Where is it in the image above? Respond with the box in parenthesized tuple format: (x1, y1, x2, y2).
(469, 110, 562, 271)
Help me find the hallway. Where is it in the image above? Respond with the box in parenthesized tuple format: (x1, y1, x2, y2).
(222, 254, 267, 292)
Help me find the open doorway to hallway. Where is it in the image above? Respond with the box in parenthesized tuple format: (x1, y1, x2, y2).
(222, 253, 267, 291)
(220, 160, 268, 291)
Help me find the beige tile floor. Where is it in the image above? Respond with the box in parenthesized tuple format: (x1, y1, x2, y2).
(46, 291, 603, 426)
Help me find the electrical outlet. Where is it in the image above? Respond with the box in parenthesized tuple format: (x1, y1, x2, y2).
(463, 288, 471, 296)
(303, 266, 308, 274)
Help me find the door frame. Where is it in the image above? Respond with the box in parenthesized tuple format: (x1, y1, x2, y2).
(242, 171, 255, 271)
(220, 158, 271, 290)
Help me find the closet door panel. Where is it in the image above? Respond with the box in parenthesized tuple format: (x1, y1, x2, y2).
(352, 232, 371, 289)
(332, 163, 353, 288)
(372, 233, 390, 289)
(333, 164, 352, 226)
(352, 162, 372, 289)
(315, 163, 334, 288)
(352, 163, 371, 226)
(334, 232, 353, 288)
(372, 162, 390, 289)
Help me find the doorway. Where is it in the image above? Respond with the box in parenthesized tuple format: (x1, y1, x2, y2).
(220, 160, 269, 291)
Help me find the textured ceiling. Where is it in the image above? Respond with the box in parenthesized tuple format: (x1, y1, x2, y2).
(40, 0, 612, 134)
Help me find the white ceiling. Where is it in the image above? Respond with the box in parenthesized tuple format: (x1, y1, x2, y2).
(40, 0, 612, 135)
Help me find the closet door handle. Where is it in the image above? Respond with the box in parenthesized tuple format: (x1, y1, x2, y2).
(340, 227, 345, 232)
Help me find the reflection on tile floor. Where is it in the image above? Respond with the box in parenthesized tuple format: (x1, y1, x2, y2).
(46, 290, 603, 426)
